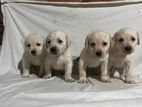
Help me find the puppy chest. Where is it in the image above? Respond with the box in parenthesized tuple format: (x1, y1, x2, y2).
(110, 57, 126, 68)
(52, 59, 65, 70)
(87, 59, 101, 68)
(31, 59, 41, 66)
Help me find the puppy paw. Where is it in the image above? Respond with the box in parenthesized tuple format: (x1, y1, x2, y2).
(22, 73, 30, 78)
(120, 76, 125, 81)
(101, 78, 111, 83)
(125, 79, 136, 84)
(43, 74, 52, 79)
(65, 77, 75, 82)
(101, 76, 111, 83)
(78, 78, 88, 84)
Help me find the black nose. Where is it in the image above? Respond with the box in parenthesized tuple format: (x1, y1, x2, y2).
(125, 46, 132, 51)
(50, 47, 57, 53)
(31, 50, 36, 55)
(96, 51, 102, 57)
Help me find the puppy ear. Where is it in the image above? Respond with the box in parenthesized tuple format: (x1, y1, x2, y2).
(137, 32, 140, 45)
(109, 35, 114, 49)
(23, 38, 28, 50)
(45, 36, 50, 49)
(46, 32, 53, 49)
(112, 31, 118, 44)
(66, 35, 71, 49)
(85, 34, 90, 49)
(43, 38, 47, 51)
(21, 38, 26, 49)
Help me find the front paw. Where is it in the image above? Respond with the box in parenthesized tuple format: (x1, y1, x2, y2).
(101, 76, 111, 83)
(125, 78, 136, 84)
(78, 77, 88, 83)
(65, 77, 75, 82)
(43, 74, 52, 79)
(22, 73, 30, 78)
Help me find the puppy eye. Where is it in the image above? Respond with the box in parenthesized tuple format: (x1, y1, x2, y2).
(27, 44, 30, 47)
(118, 38, 124, 42)
(36, 43, 41, 46)
(90, 43, 95, 47)
(47, 40, 51, 44)
(58, 40, 63, 44)
(103, 42, 107, 46)
(131, 37, 135, 41)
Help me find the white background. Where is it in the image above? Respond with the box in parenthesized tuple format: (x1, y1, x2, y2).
(1, 1, 142, 107)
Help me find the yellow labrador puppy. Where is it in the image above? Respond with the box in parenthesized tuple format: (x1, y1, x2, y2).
(109, 28, 140, 84)
(22, 33, 45, 78)
(79, 30, 112, 83)
(44, 31, 75, 82)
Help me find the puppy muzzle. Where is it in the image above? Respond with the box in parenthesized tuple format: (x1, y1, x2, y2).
(50, 46, 59, 55)
(31, 49, 37, 56)
(123, 45, 133, 54)
(95, 50, 102, 57)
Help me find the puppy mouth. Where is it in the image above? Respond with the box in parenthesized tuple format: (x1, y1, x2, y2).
(49, 47, 59, 55)
(31, 54, 38, 56)
(123, 50, 133, 54)
(30, 50, 38, 56)
(95, 50, 105, 58)
(50, 51, 59, 55)
(31, 52, 40, 56)
(96, 54, 103, 58)
(95, 54, 105, 58)
(123, 46, 133, 54)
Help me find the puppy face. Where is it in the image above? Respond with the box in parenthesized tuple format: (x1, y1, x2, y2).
(46, 31, 71, 56)
(85, 31, 111, 58)
(113, 28, 140, 54)
(24, 33, 44, 56)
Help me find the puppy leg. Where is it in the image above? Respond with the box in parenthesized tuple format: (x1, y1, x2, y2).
(44, 65, 52, 79)
(22, 59, 30, 78)
(39, 64, 44, 78)
(108, 63, 115, 77)
(118, 69, 125, 81)
(78, 59, 88, 83)
(64, 60, 75, 82)
(101, 61, 110, 83)
(124, 62, 136, 84)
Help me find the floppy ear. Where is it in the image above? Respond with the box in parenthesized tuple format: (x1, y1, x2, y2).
(66, 35, 71, 49)
(22, 38, 28, 50)
(21, 38, 26, 49)
(21, 34, 26, 47)
(43, 38, 47, 52)
(109, 35, 114, 49)
(45, 36, 50, 49)
(45, 32, 52, 49)
(137, 32, 140, 45)
(85, 34, 90, 49)
(112, 31, 118, 44)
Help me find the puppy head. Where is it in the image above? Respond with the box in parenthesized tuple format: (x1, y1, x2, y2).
(46, 31, 71, 56)
(85, 30, 111, 58)
(113, 28, 140, 55)
(24, 33, 44, 56)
